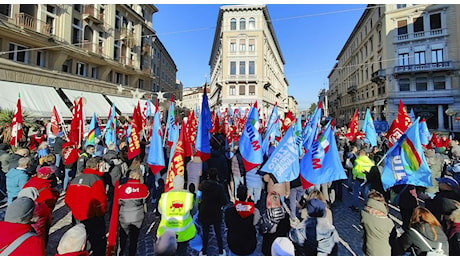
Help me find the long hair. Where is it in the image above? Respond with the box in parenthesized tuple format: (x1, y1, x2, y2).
(410, 207, 441, 240)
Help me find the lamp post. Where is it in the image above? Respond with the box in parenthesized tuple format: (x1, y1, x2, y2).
(445, 108, 457, 137)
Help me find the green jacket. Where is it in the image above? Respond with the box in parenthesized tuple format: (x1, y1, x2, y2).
(352, 155, 375, 180)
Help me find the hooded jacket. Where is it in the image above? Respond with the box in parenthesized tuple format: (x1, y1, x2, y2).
(0, 221, 45, 256)
(397, 222, 449, 255)
(118, 179, 149, 231)
(6, 168, 29, 204)
(23, 177, 59, 211)
(361, 198, 396, 256)
(65, 168, 107, 221)
(224, 200, 260, 255)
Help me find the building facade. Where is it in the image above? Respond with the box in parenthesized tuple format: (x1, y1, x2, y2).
(208, 4, 289, 119)
(0, 4, 177, 117)
(328, 4, 460, 132)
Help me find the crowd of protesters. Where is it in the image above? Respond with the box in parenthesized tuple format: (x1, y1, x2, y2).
(0, 119, 460, 256)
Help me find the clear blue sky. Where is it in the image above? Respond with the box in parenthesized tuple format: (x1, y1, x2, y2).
(153, 4, 367, 111)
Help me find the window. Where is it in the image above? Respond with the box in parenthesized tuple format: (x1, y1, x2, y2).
(230, 61, 236, 75)
(91, 67, 98, 79)
(229, 85, 236, 95)
(240, 18, 246, 30)
(115, 72, 122, 84)
(62, 59, 72, 73)
(114, 40, 120, 60)
(432, 49, 443, 63)
(239, 61, 245, 75)
(115, 10, 121, 30)
(8, 43, 29, 63)
(399, 78, 410, 92)
(0, 4, 11, 17)
(433, 76, 446, 90)
(249, 17, 255, 29)
(239, 39, 246, 52)
(249, 85, 255, 95)
(396, 4, 407, 9)
(138, 79, 144, 89)
(414, 51, 426, 64)
(398, 53, 409, 66)
(124, 75, 129, 86)
(430, 13, 441, 30)
(239, 85, 245, 95)
(248, 39, 255, 52)
(249, 61, 255, 75)
(72, 18, 82, 44)
(413, 17, 424, 32)
(369, 37, 373, 52)
(36, 51, 45, 67)
(397, 20, 407, 35)
(73, 4, 82, 12)
(415, 77, 427, 91)
(230, 18, 236, 30)
(230, 40, 236, 52)
(76, 62, 87, 76)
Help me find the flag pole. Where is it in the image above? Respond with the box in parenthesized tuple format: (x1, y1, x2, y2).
(54, 106, 69, 139)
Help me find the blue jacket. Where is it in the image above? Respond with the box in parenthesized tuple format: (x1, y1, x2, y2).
(6, 168, 29, 204)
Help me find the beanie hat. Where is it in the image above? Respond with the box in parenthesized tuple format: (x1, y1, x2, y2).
(306, 198, 326, 218)
(271, 237, 295, 256)
(436, 176, 459, 189)
(17, 187, 39, 201)
(5, 197, 36, 224)
(155, 229, 177, 256)
(57, 224, 88, 255)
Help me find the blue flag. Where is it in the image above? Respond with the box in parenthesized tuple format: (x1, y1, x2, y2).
(294, 116, 304, 156)
(239, 104, 264, 171)
(262, 104, 280, 155)
(419, 119, 430, 146)
(105, 103, 117, 147)
(195, 85, 212, 162)
(303, 102, 322, 151)
(85, 112, 101, 146)
(145, 100, 152, 118)
(300, 120, 347, 185)
(409, 108, 416, 123)
(147, 108, 165, 174)
(261, 126, 299, 183)
(165, 99, 176, 147)
(362, 109, 377, 147)
(381, 118, 432, 190)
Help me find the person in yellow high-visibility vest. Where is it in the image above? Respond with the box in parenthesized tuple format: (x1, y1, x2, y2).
(350, 149, 375, 212)
(157, 174, 197, 256)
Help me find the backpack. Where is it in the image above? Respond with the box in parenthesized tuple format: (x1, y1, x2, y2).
(410, 228, 447, 256)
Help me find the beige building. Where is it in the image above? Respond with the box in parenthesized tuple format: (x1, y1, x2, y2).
(0, 4, 177, 118)
(181, 84, 209, 112)
(328, 4, 460, 132)
(208, 4, 289, 120)
(287, 95, 299, 117)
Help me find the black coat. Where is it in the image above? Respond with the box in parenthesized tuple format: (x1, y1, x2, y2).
(261, 212, 290, 256)
(224, 206, 257, 255)
(198, 179, 226, 225)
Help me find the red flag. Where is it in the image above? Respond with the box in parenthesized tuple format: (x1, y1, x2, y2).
(387, 100, 411, 147)
(134, 101, 143, 134)
(106, 180, 119, 256)
(69, 98, 83, 148)
(128, 107, 141, 160)
(183, 118, 193, 157)
(164, 122, 186, 193)
(187, 110, 197, 150)
(345, 109, 359, 142)
(282, 110, 294, 133)
(427, 132, 440, 149)
(10, 94, 23, 147)
(62, 142, 80, 166)
(50, 106, 61, 136)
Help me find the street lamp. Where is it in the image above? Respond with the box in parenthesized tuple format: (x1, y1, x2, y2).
(445, 108, 457, 135)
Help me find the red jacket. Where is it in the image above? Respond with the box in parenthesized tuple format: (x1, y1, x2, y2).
(0, 222, 45, 256)
(23, 177, 59, 211)
(65, 168, 107, 221)
(55, 251, 89, 256)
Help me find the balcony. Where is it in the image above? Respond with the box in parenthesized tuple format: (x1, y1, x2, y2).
(371, 69, 386, 83)
(394, 28, 447, 43)
(82, 5, 104, 24)
(347, 85, 357, 94)
(81, 41, 103, 55)
(226, 74, 258, 82)
(15, 13, 52, 35)
(119, 56, 134, 67)
(394, 61, 454, 74)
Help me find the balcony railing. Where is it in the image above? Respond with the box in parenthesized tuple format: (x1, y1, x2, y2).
(15, 13, 52, 35)
(119, 56, 134, 66)
(347, 85, 357, 94)
(371, 69, 386, 83)
(395, 28, 447, 43)
(82, 5, 104, 24)
(226, 74, 258, 82)
(81, 41, 103, 55)
(394, 61, 453, 74)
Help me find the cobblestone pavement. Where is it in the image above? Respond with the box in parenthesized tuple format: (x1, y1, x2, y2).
(0, 182, 407, 256)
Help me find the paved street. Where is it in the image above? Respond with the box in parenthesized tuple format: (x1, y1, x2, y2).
(0, 182, 407, 256)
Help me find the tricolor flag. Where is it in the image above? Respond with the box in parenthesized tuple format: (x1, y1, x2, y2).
(50, 106, 62, 136)
(147, 101, 165, 175)
(85, 112, 101, 146)
(388, 100, 411, 147)
(300, 120, 347, 185)
(362, 108, 377, 147)
(239, 102, 264, 171)
(195, 85, 212, 162)
(10, 93, 23, 147)
(381, 118, 432, 190)
(345, 108, 359, 143)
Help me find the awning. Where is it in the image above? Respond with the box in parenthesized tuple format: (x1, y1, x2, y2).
(61, 88, 111, 118)
(105, 95, 152, 116)
(0, 81, 72, 118)
(392, 97, 454, 105)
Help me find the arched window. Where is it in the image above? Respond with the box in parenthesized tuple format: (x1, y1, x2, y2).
(240, 18, 246, 30)
(249, 17, 255, 29)
(230, 18, 236, 30)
